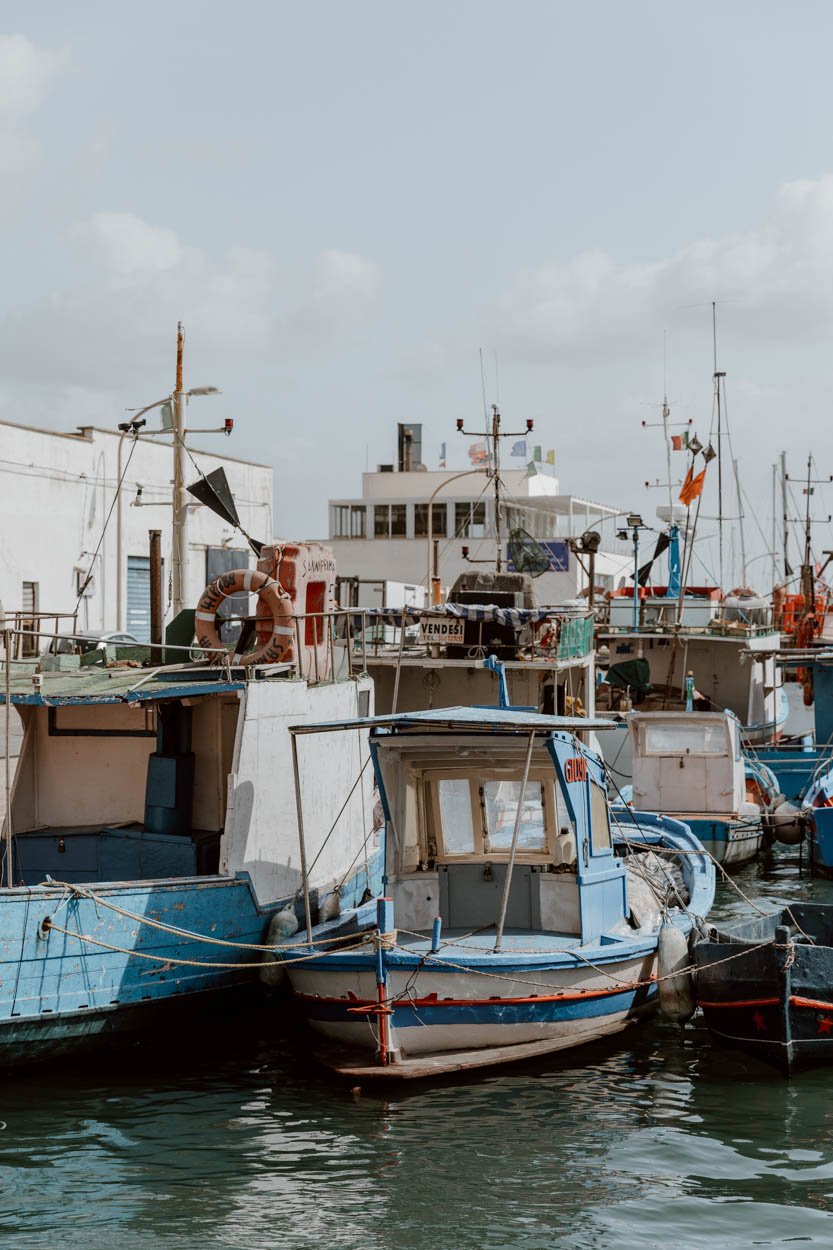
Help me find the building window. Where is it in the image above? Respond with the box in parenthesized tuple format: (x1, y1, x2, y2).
(333, 505, 366, 538)
(455, 501, 486, 538)
(374, 504, 407, 538)
(374, 505, 389, 537)
(414, 503, 448, 538)
(391, 504, 406, 537)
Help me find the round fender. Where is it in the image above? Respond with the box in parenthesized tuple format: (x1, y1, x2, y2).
(657, 919, 696, 1024)
(195, 569, 295, 667)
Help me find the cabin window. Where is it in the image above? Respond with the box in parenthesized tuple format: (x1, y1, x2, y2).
(643, 722, 726, 756)
(588, 780, 612, 854)
(428, 767, 558, 861)
(437, 779, 476, 854)
(482, 781, 546, 852)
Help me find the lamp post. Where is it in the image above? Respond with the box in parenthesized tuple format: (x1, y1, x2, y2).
(113, 324, 223, 627)
(425, 469, 489, 605)
(617, 513, 649, 634)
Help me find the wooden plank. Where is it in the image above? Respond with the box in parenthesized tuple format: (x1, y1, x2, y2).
(315, 1019, 633, 1080)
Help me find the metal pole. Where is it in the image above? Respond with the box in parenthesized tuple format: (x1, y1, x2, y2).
(494, 731, 536, 952)
(492, 405, 502, 573)
(391, 608, 407, 713)
(290, 731, 314, 942)
(781, 450, 789, 580)
(172, 322, 188, 618)
(3, 627, 13, 888)
(149, 529, 163, 659)
(632, 527, 639, 633)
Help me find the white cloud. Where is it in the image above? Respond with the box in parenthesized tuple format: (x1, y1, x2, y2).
(0, 212, 382, 407)
(486, 175, 833, 359)
(0, 34, 61, 201)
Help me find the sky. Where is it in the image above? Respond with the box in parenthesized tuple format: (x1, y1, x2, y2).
(3, 1, 833, 588)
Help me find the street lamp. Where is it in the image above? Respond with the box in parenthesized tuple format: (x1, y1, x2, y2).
(619, 513, 650, 633)
(425, 469, 490, 605)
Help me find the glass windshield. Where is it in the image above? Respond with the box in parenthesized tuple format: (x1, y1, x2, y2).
(643, 721, 726, 755)
(483, 780, 546, 851)
(437, 779, 475, 854)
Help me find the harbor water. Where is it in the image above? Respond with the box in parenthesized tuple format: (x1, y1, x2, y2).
(3, 852, 833, 1249)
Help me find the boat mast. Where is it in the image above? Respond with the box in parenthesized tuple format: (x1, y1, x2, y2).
(712, 302, 725, 592)
(172, 322, 188, 618)
(781, 450, 790, 580)
(491, 404, 502, 573)
(802, 454, 815, 611)
(732, 457, 747, 586)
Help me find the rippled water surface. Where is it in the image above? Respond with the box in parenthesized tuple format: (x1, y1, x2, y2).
(4, 852, 833, 1249)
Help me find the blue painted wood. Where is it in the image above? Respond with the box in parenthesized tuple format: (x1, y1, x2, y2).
(0, 847, 384, 1064)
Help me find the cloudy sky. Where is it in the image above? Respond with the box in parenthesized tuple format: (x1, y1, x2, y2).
(3, 1, 833, 586)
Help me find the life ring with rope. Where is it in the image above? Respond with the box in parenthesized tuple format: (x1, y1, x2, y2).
(195, 569, 295, 667)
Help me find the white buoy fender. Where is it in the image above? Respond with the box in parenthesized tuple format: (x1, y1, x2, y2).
(258, 905, 299, 988)
(657, 919, 696, 1024)
(769, 795, 805, 846)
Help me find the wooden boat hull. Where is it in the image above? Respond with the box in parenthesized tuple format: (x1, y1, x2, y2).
(0, 855, 382, 1066)
(286, 943, 660, 1074)
(685, 816, 764, 868)
(694, 903, 833, 1074)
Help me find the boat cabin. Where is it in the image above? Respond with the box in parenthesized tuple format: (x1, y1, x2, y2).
(628, 709, 754, 818)
(366, 708, 628, 945)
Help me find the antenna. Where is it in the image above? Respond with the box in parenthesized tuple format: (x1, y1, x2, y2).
(457, 407, 535, 572)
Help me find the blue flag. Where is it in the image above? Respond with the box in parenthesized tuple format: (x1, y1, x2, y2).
(511, 440, 527, 457)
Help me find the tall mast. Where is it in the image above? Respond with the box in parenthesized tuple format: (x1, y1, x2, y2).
(803, 454, 814, 609)
(732, 458, 747, 586)
(713, 302, 725, 591)
(172, 322, 188, 618)
(662, 394, 672, 514)
(781, 450, 790, 579)
(771, 463, 778, 587)
(492, 404, 502, 572)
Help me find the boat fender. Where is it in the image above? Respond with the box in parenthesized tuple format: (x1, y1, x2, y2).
(657, 919, 695, 1024)
(769, 795, 804, 846)
(258, 905, 299, 988)
(319, 889, 341, 923)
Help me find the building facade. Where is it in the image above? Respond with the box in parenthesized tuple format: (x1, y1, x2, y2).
(0, 420, 274, 648)
(328, 461, 631, 605)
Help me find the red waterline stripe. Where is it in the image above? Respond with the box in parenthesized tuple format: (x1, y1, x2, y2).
(295, 978, 657, 1010)
(698, 997, 780, 1010)
(790, 995, 833, 1011)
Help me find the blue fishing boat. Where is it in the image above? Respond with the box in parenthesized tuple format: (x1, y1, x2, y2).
(277, 704, 715, 1078)
(694, 903, 833, 1074)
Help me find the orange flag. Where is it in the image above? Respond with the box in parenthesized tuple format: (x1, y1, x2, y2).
(679, 467, 706, 507)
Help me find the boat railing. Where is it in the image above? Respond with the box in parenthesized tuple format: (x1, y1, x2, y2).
(338, 606, 595, 667)
(0, 611, 80, 660)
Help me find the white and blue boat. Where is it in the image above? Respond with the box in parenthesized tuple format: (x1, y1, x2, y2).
(277, 704, 714, 1078)
(621, 709, 790, 868)
(0, 546, 381, 1064)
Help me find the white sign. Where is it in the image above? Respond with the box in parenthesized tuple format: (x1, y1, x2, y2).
(420, 619, 465, 644)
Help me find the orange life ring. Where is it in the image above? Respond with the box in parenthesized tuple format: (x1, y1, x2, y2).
(195, 569, 295, 667)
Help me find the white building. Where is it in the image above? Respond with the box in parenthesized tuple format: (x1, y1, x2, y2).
(0, 419, 273, 649)
(327, 445, 630, 605)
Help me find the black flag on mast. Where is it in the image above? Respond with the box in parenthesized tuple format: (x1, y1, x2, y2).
(187, 467, 265, 555)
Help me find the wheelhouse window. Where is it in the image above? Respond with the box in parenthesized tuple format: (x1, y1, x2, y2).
(588, 780, 612, 854)
(428, 769, 556, 860)
(482, 780, 546, 852)
(437, 779, 476, 855)
(642, 722, 726, 756)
